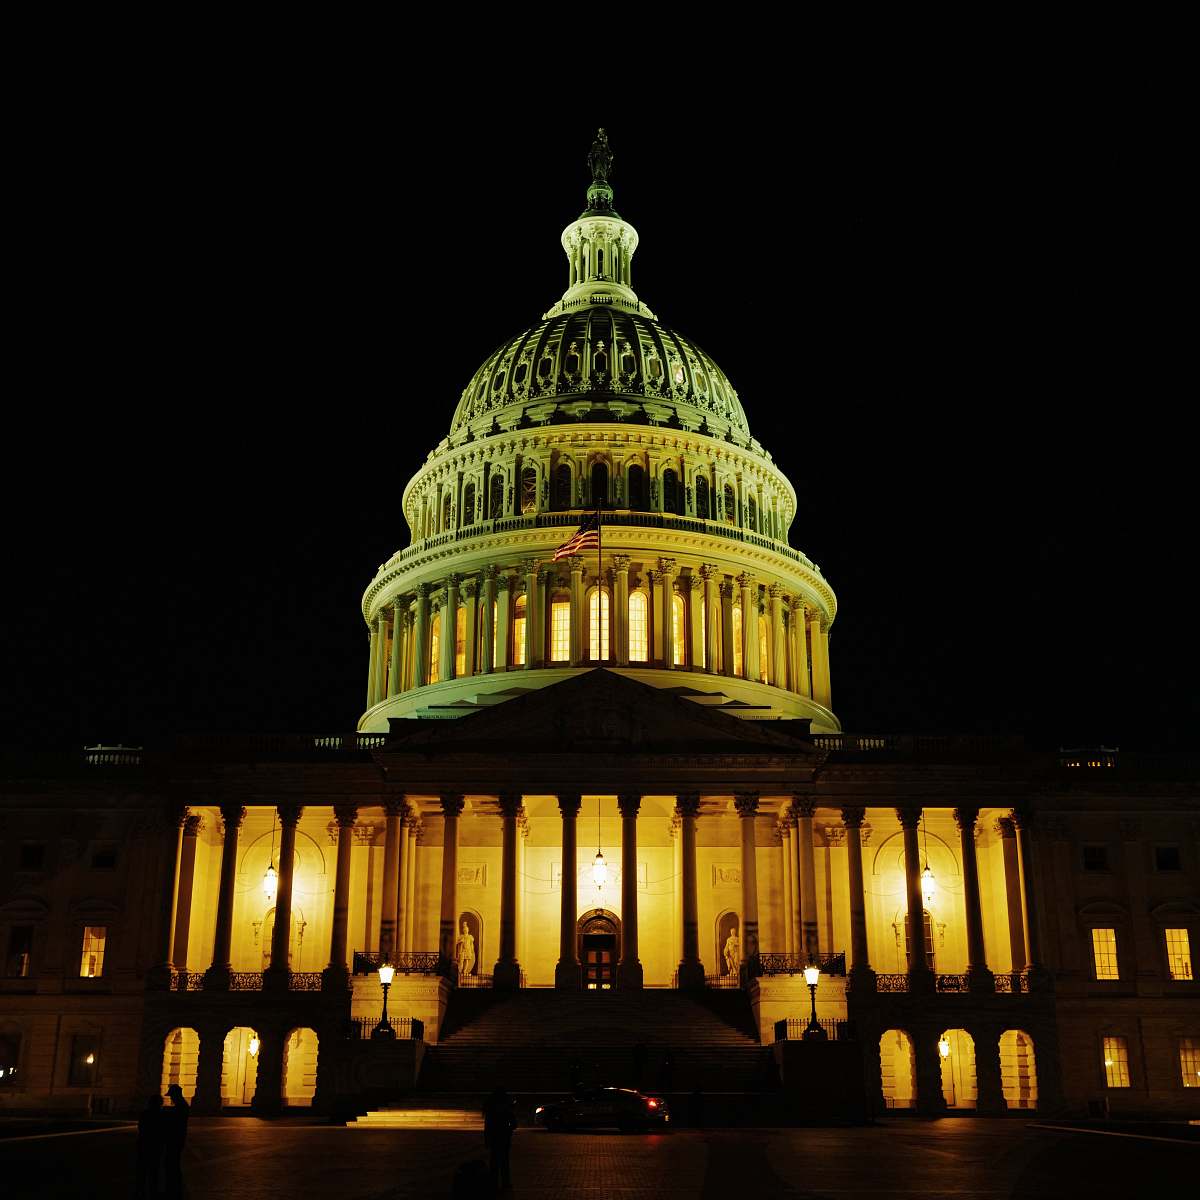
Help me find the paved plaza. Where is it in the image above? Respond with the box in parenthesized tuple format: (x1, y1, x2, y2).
(1, 1116, 1195, 1199)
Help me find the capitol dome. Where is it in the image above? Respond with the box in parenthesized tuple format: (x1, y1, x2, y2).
(359, 131, 839, 732)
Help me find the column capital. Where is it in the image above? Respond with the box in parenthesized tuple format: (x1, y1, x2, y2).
(768, 583, 784, 599)
(277, 803, 303, 827)
(953, 806, 980, 832)
(993, 815, 1016, 839)
(776, 818, 792, 838)
(675, 793, 701, 818)
(440, 793, 465, 818)
(1011, 808, 1035, 833)
(520, 557, 541, 576)
(497, 793, 523, 818)
(499, 574, 518, 593)
(841, 805, 866, 829)
(736, 572, 754, 589)
(557, 793, 582, 817)
(461, 579, 478, 600)
(333, 804, 359, 828)
(734, 792, 759, 817)
(183, 814, 204, 837)
(699, 563, 718, 581)
(383, 797, 408, 819)
(718, 580, 734, 599)
(685, 574, 702, 592)
(567, 555, 585, 574)
(416, 581, 432, 598)
(446, 572, 462, 589)
(647, 569, 661, 585)
(219, 804, 246, 830)
(657, 556, 677, 576)
(483, 564, 501, 581)
(790, 597, 807, 614)
(790, 796, 817, 820)
(616, 793, 641, 818)
(824, 824, 846, 846)
(430, 594, 443, 614)
(611, 554, 631, 573)
(896, 805, 924, 830)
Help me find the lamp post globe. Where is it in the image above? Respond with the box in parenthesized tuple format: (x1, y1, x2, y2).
(372, 961, 397, 1039)
(802, 963, 827, 1041)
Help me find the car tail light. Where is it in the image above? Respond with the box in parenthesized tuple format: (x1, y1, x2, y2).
(646, 1098, 658, 1109)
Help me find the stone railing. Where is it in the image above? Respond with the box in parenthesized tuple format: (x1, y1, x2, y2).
(229, 972, 264, 991)
(811, 734, 1025, 757)
(290, 972, 324, 991)
(758, 951, 846, 977)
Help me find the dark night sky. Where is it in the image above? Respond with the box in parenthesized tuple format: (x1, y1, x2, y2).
(4, 86, 1194, 755)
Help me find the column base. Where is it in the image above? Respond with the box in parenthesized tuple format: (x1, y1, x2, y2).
(321, 965, 351, 992)
(262, 965, 292, 992)
(676, 961, 705, 990)
(494, 960, 522, 990)
(967, 965, 995, 995)
(617, 960, 643, 990)
(202, 965, 231, 992)
(907, 967, 935, 995)
(554, 960, 582, 989)
(848, 964, 877, 995)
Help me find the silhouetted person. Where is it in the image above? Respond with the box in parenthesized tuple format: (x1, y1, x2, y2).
(163, 1084, 189, 1198)
(133, 1094, 163, 1199)
(482, 1086, 517, 1192)
(658, 1048, 674, 1093)
(632, 1042, 647, 1089)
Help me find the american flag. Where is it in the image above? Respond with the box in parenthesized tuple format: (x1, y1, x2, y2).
(552, 512, 601, 561)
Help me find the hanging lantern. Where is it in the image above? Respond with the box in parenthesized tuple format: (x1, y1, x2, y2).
(938, 1037, 951, 1059)
(263, 861, 278, 904)
(920, 863, 936, 904)
(248, 1036, 260, 1058)
(592, 849, 608, 888)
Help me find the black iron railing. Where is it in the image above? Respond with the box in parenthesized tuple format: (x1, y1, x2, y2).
(875, 973, 909, 993)
(352, 950, 442, 976)
(346, 1016, 425, 1041)
(758, 951, 846, 977)
(774, 1017, 851, 1041)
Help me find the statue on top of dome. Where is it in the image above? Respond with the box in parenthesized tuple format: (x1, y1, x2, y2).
(588, 129, 613, 183)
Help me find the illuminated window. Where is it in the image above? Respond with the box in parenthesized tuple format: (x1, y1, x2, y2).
(0, 1032, 19, 1086)
(589, 589, 610, 661)
(455, 607, 466, 677)
(1180, 1038, 1200, 1087)
(647, 355, 662, 380)
(699, 592, 706, 669)
(672, 361, 685, 385)
(491, 601, 498, 670)
(1165, 929, 1193, 980)
(429, 614, 441, 684)
(6, 926, 33, 978)
(1102, 1036, 1130, 1088)
(513, 595, 526, 666)
(520, 467, 537, 515)
(628, 592, 648, 662)
(68, 1035, 99, 1086)
(550, 600, 570, 663)
(1091, 928, 1119, 980)
(672, 592, 686, 666)
(80, 926, 106, 978)
(732, 604, 744, 677)
(759, 613, 768, 683)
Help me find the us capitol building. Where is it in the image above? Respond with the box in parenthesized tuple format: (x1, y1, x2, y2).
(1, 134, 1196, 1123)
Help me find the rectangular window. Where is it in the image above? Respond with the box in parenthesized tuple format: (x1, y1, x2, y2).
(455, 606, 466, 676)
(0, 1033, 20, 1087)
(512, 614, 526, 666)
(1181, 1038, 1200, 1088)
(6, 927, 33, 978)
(18, 844, 45, 871)
(1091, 928, 1119, 980)
(550, 601, 570, 663)
(68, 1034, 99, 1087)
(1165, 929, 1193, 980)
(732, 604, 744, 677)
(628, 592, 648, 662)
(588, 590, 609, 661)
(80, 926, 107, 978)
(1102, 1036, 1130, 1088)
(1082, 845, 1109, 872)
(1154, 845, 1182, 872)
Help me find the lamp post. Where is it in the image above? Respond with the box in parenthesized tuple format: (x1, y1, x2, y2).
(372, 961, 396, 1039)
(802, 963, 827, 1040)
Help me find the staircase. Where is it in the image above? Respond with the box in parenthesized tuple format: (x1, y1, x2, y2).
(417, 988, 769, 1095)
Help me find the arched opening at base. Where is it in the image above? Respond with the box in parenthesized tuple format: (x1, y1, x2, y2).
(1000, 1029, 1038, 1110)
(160, 1028, 199, 1102)
(577, 909, 621, 990)
(880, 1029, 916, 1109)
(221, 1027, 260, 1108)
(939, 1028, 978, 1109)
(283, 1028, 318, 1107)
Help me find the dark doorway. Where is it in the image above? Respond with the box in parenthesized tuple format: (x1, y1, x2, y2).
(578, 910, 620, 990)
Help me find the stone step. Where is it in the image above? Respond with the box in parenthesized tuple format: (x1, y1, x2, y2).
(348, 1108, 483, 1130)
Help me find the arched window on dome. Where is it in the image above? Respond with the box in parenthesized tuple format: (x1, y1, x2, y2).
(455, 606, 466, 677)
(553, 463, 572, 511)
(588, 587, 610, 662)
(672, 592, 686, 667)
(520, 467, 537, 515)
(591, 461, 609, 509)
(512, 594, 526, 667)
(662, 469, 681, 515)
(489, 475, 505, 520)
(429, 613, 441, 685)
(628, 591, 648, 663)
(549, 593, 570, 664)
(695, 475, 710, 520)
(723, 484, 737, 527)
(627, 465, 647, 510)
(462, 483, 476, 528)
(732, 604, 744, 677)
(747, 496, 757, 534)
(441, 494, 452, 532)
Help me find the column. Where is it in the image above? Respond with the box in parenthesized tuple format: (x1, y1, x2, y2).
(686, 576, 704, 670)
(366, 624, 379, 708)
(568, 557, 585, 666)
(841, 807, 875, 990)
(379, 798, 404, 960)
(438, 794, 464, 968)
(974, 1030, 1006, 1114)
(375, 610, 389, 700)
(896, 806, 932, 985)
(784, 605, 796, 691)
(677, 794, 705, 987)
(648, 569, 663, 663)
(401, 610, 414, 691)
(403, 818, 420, 952)
(555, 793, 582, 988)
(412, 583, 431, 687)
(1012, 810, 1044, 972)
(811, 615, 832, 709)
(387, 605, 404, 697)
(617, 793, 644, 988)
(792, 600, 811, 697)
(497, 574, 515, 670)
(263, 803, 302, 989)
(749, 596, 763, 682)
(778, 820, 795, 955)
(536, 568, 551, 668)
(395, 806, 411, 956)
(769, 585, 786, 686)
(517, 807, 528, 966)
(149, 804, 188, 987)
(323, 804, 358, 987)
(481, 566, 497, 673)
(737, 574, 755, 679)
(719, 580, 735, 676)
(793, 797, 819, 959)
(671, 813, 682, 965)
(659, 558, 677, 668)
(442, 574, 460, 680)
(171, 815, 202, 971)
(204, 804, 245, 989)
(521, 560, 540, 669)
(462, 580, 478, 678)
(954, 807, 993, 991)
(735, 793, 760, 972)
(612, 555, 631, 666)
(701, 564, 719, 672)
(494, 794, 522, 989)
(995, 817, 1026, 972)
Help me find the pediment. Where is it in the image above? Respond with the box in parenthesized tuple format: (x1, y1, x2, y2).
(383, 669, 817, 760)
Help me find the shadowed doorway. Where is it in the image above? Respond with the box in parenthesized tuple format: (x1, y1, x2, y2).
(578, 910, 621, 990)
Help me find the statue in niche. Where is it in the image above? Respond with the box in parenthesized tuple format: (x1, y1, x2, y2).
(455, 920, 476, 977)
(724, 930, 741, 976)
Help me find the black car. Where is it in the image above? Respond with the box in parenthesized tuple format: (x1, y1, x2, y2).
(535, 1087, 670, 1132)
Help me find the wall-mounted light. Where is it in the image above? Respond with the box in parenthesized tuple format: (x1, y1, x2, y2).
(248, 1036, 260, 1058)
(938, 1037, 951, 1059)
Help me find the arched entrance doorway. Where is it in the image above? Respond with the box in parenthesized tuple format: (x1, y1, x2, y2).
(577, 910, 621, 990)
